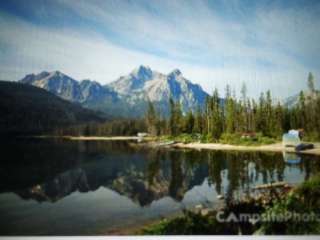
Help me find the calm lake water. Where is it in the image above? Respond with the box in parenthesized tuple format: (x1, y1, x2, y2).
(0, 138, 320, 235)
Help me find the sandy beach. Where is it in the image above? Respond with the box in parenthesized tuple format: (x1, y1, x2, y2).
(173, 142, 320, 156)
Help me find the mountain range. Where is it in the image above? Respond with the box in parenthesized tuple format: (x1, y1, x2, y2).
(19, 66, 209, 117)
(16, 65, 310, 119)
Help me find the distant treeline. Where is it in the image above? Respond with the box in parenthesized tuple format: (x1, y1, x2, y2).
(57, 73, 320, 140)
(56, 118, 146, 136)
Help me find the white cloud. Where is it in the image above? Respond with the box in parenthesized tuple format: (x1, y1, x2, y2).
(0, 0, 320, 99)
(56, 0, 319, 68)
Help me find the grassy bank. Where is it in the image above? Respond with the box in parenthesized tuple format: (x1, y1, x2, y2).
(140, 174, 320, 235)
(158, 133, 277, 146)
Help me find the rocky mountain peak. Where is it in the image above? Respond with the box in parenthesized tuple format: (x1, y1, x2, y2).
(168, 69, 182, 77)
(20, 71, 50, 84)
(52, 70, 64, 77)
(131, 65, 153, 80)
(38, 71, 50, 78)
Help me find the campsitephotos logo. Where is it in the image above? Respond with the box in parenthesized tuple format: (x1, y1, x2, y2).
(216, 211, 320, 224)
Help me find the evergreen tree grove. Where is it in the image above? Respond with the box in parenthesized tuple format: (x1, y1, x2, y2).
(57, 73, 320, 141)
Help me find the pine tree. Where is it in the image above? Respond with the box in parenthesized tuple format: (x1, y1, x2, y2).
(169, 98, 183, 136)
(308, 72, 315, 93)
(306, 73, 317, 135)
(265, 90, 274, 136)
(298, 91, 306, 128)
(315, 95, 320, 138)
(211, 88, 223, 139)
(274, 102, 284, 136)
(241, 82, 247, 102)
(257, 92, 267, 135)
(169, 98, 177, 136)
(146, 101, 158, 135)
(175, 101, 183, 135)
(193, 106, 203, 134)
(184, 111, 195, 133)
(225, 84, 235, 133)
(240, 83, 250, 132)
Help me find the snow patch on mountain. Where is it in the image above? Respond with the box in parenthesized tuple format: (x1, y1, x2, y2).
(107, 65, 209, 112)
(20, 65, 209, 116)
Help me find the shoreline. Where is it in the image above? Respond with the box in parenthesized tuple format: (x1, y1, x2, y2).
(172, 142, 320, 156)
(29, 135, 320, 156)
(29, 135, 152, 141)
(65, 136, 141, 141)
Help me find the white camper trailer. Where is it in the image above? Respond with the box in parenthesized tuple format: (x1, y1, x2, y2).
(282, 130, 301, 147)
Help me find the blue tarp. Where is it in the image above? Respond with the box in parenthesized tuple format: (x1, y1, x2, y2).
(282, 133, 300, 147)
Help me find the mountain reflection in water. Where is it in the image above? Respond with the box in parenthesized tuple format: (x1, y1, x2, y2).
(0, 139, 319, 235)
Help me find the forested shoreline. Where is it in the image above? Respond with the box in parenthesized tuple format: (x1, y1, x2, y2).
(58, 73, 320, 143)
(0, 81, 104, 136)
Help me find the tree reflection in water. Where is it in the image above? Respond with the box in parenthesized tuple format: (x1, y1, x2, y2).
(1, 139, 320, 207)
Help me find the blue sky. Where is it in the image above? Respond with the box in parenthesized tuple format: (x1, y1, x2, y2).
(0, 0, 320, 99)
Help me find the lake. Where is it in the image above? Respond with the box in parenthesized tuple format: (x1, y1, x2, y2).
(0, 138, 320, 235)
